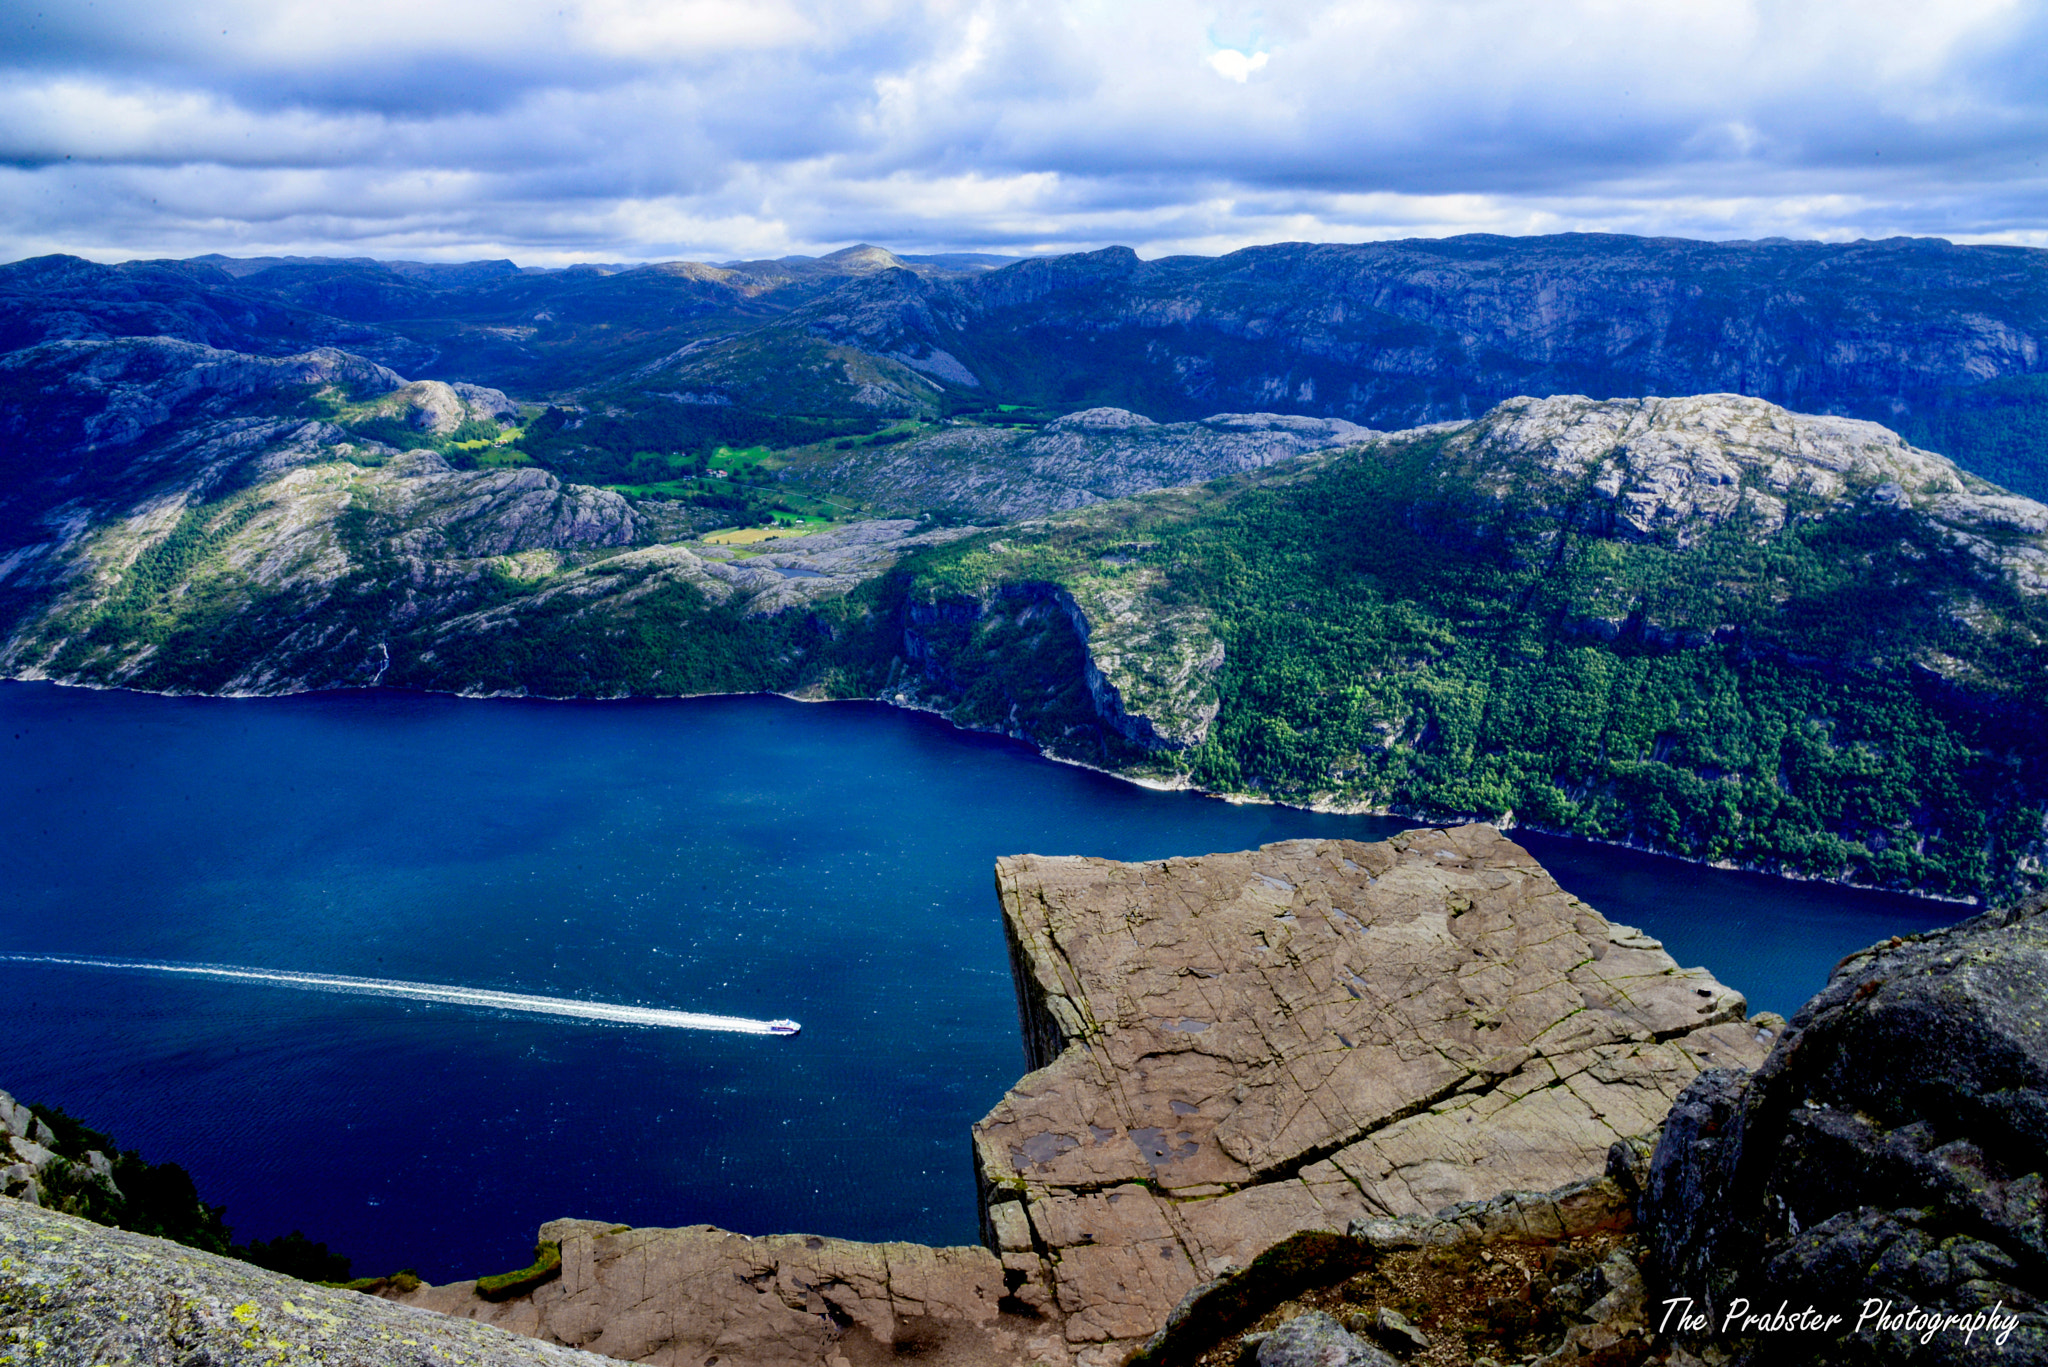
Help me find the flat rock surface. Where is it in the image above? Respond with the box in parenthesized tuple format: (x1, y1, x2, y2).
(0, 1198, 622, 1367)
(974, 824, 1770, 1352)
(797, 409, 1372, 521)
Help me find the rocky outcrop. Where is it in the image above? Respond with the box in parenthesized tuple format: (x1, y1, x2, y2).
(0, 1090, 116, 1213)
(797, 407, 1372, 521)
(1128, 1168, 1649, 1366)
(0, 336, 402, 473)
(974, 825, 1771, 1359)
(0, 1199, 625, 1367)
(397, 1219, 1053, 1367)
(1420, 394, 2048, 590)
(1641, 897, 2048, 1364)
(352, 378, 520, 435)
(373, 827, 1762, 1367)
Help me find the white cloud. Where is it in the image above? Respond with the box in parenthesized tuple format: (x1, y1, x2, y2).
(1205, 49, 1268, 82)
(1, 0, 2044, 263)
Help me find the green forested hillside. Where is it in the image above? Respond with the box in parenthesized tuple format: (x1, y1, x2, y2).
(888, 399, 2048, 900)
(4, 361, 2044, 900)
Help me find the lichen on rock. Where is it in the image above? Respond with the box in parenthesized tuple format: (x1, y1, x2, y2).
(0, 1199, 622, 1367)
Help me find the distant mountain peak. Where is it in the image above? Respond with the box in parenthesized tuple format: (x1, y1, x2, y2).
(820, 244, 908, 271)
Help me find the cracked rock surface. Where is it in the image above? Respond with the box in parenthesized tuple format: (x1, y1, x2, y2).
(396, 1220, 1056, 1367)
(974, 824, 1770, 1354)
(379, 826, 1764, 1367)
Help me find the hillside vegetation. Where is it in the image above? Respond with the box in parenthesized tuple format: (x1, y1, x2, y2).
(892, 396, 2048, 900)
(2, 329, 2041, 899)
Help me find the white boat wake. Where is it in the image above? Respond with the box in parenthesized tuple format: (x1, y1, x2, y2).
(0, 954, 799, 1036)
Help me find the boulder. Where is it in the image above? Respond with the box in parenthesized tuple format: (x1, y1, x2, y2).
(1256, 1311, 1398, 1367)
(1642, 897, 2048, 1364)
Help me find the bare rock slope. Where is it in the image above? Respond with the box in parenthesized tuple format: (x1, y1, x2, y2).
(1643, 895, 2048, 1364)
(795, 407, 1373, 521)
(0, 1199, 624, 1367)
(394, 826, 1768, 1367)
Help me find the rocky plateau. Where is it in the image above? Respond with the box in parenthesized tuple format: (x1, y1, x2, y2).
(363, 824, 1769, 1367)
(793, 407, 1373, 522)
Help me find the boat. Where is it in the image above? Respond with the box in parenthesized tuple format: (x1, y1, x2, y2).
(766, 1019, 801, 1036)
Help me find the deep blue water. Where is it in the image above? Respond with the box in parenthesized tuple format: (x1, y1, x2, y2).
(0, 682, 1960, 1281)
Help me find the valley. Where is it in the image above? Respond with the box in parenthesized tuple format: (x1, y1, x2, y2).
(3, 236, 2046, 902)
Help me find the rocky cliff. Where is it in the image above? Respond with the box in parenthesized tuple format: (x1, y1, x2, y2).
(1642, 896, 2048, 1363)
(971, 824, 1769, 1357)
(379, 825, 1766, 1367)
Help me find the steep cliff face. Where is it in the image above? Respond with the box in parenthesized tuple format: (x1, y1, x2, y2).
(893, 574, 1222, 757)
(975, 825, 1768, 1355)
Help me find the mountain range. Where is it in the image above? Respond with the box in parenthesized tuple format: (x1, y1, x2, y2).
(8, 233, 2045, 497)
(3, 233, 2047, 900)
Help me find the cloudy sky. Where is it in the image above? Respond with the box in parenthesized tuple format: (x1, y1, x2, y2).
(3, 0, 2045, 265)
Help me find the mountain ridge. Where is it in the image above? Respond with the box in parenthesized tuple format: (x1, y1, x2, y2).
(7, 232, 2048, 497)
(2, 327, 2041, 898)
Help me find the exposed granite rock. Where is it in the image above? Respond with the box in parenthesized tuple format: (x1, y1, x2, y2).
(1642, 897, 2048, 1364)
(0, 1199, 623, 1367)
(375, 827, 1759, 1367)
(0, 1090, 106, 1212)
(357, 378, 519, 435)
(1254, 1310, 1398, 1367)
(797, 408, 1372, 522)
(1139, 1170, 1661, 1367)
(394, 1220, 1061, 1367)
(974, 825, 1770, 1357)
(1419, 393, 2048, 590)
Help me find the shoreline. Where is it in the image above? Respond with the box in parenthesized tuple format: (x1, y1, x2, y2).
(0, 670, 1987, 907)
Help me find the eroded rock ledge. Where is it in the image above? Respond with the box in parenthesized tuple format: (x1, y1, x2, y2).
(384, 826, 1767, 1367)
(973, 824, 1771, 1355)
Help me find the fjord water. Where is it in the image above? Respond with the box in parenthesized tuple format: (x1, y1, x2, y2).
(0, 683, 1956, 1281)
